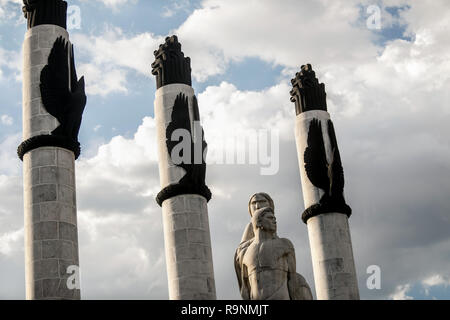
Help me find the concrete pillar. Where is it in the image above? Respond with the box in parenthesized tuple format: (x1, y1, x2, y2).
(19, 1, 82, 300)
(152, 36, 216, 300)
(291, 65, 359, 300)
(23, 147, 80, 300)
(161, 195, 215, 300)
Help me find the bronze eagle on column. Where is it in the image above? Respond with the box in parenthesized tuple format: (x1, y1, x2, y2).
(156, 93, 211, 206)
(17, 35, 86, 161)
(40, 36, 86, 144)
(302, 118, 351, 223)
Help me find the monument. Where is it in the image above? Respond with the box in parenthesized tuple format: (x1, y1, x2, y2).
(290, 64, 359, 299)
(151, 35, 216, 299)
(17, 0, 85, 300)
(235, 206, 313, 300)
(239, 192, 274, 243)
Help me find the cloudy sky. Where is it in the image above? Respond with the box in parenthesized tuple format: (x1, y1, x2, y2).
(1, 0, 450, 300)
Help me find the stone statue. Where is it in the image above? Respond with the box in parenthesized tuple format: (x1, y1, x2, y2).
(235, 207, 313, 300)
(240, 192, 274, 243)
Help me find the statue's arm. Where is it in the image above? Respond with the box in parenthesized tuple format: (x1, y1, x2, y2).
(235, 243, 251, 300)
(283, 239, 313, 300)
(240, 263, 251, 300)
(285, 239, 298, 294)
(240, 222, 254, 244)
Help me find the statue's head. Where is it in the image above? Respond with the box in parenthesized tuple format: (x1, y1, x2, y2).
(252, 207, 277, 234)
(248, 192, 274, 217)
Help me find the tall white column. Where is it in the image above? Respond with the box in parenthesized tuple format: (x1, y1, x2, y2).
(19, 1, 83, 300)
(152, 36, 216, 300)
(23, 147, 80, 300)
(291, 65, 359, 300)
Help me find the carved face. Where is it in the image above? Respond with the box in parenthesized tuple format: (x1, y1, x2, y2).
(249, 194, 270, 216)
(259, 210, 277, 233)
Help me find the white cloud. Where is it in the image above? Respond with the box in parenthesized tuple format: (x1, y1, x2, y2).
(71, 27, 164, 95)
(80, 0, 138, 11)
(72, 27, 163, 77)
(1, 115, 13, 126)
(422, 275, 450, 288)
(77, 63, 128, 97)
(199, 81, 294, 140)
(175, 0, 379, 81)
(70, 0, 384, 92)
(74, 116, 167, 298)
(0, 0, 22, 5)
(0, 132, 21, 176)
(0, 47, 22, 81)
(0, 0, 22, 22)
(0, 228, 23, 256)
(390, 284, 414, 300)
(162, 0, 191, 18)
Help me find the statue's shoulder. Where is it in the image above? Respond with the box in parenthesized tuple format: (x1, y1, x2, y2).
(278, 237, 295, 253)
(279, 237, 294, 248)
(237, 238, 253, 254)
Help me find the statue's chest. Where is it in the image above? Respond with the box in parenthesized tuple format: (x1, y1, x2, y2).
(245, 241, 286, 269)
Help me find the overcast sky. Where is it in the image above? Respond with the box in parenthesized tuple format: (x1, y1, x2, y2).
(1, 0, 450, 300)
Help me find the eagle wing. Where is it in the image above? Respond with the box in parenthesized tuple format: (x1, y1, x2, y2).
(69, 44, 79, 93)
(166, 93, 192, 173)
(304, 118, 329, 191)
(69, 44, 86, 96)
(327, 120, 345, 197)
(192, 95, 207, 164)
(191, 95, 207, 185)
(40, 36, 70, 122)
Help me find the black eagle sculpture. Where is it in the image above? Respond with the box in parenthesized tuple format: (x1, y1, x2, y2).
(17, 36, 86, 161)
(40, 36, 86, 143)
(156, 93, 211, 206)
(302, 118, 351, 223)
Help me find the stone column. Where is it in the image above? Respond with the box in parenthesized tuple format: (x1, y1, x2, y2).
(290, 64, 359, 300)
(152, 36, 216, 300)
(18, 0, 85, 300)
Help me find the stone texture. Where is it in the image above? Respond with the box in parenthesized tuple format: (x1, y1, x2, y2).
(57, 148, 75, 170)
(35, 259, 59, 280)
(23, 148, 80, 300)
(42, 278, 60, 298)
(32, 184, 57, 203)
(161, 195, 216, 300)
(58, 185, 75, 205)
(307, 213, 359, 300)
(30, 114, 56, 137)
(59, 222, 77, 242)
(40, 202, 60, 221)
(42, 240, 73, 260)
(29, 148, 56, 168)
(295, 111, 359, 300)
(34, 221, 58, 240)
